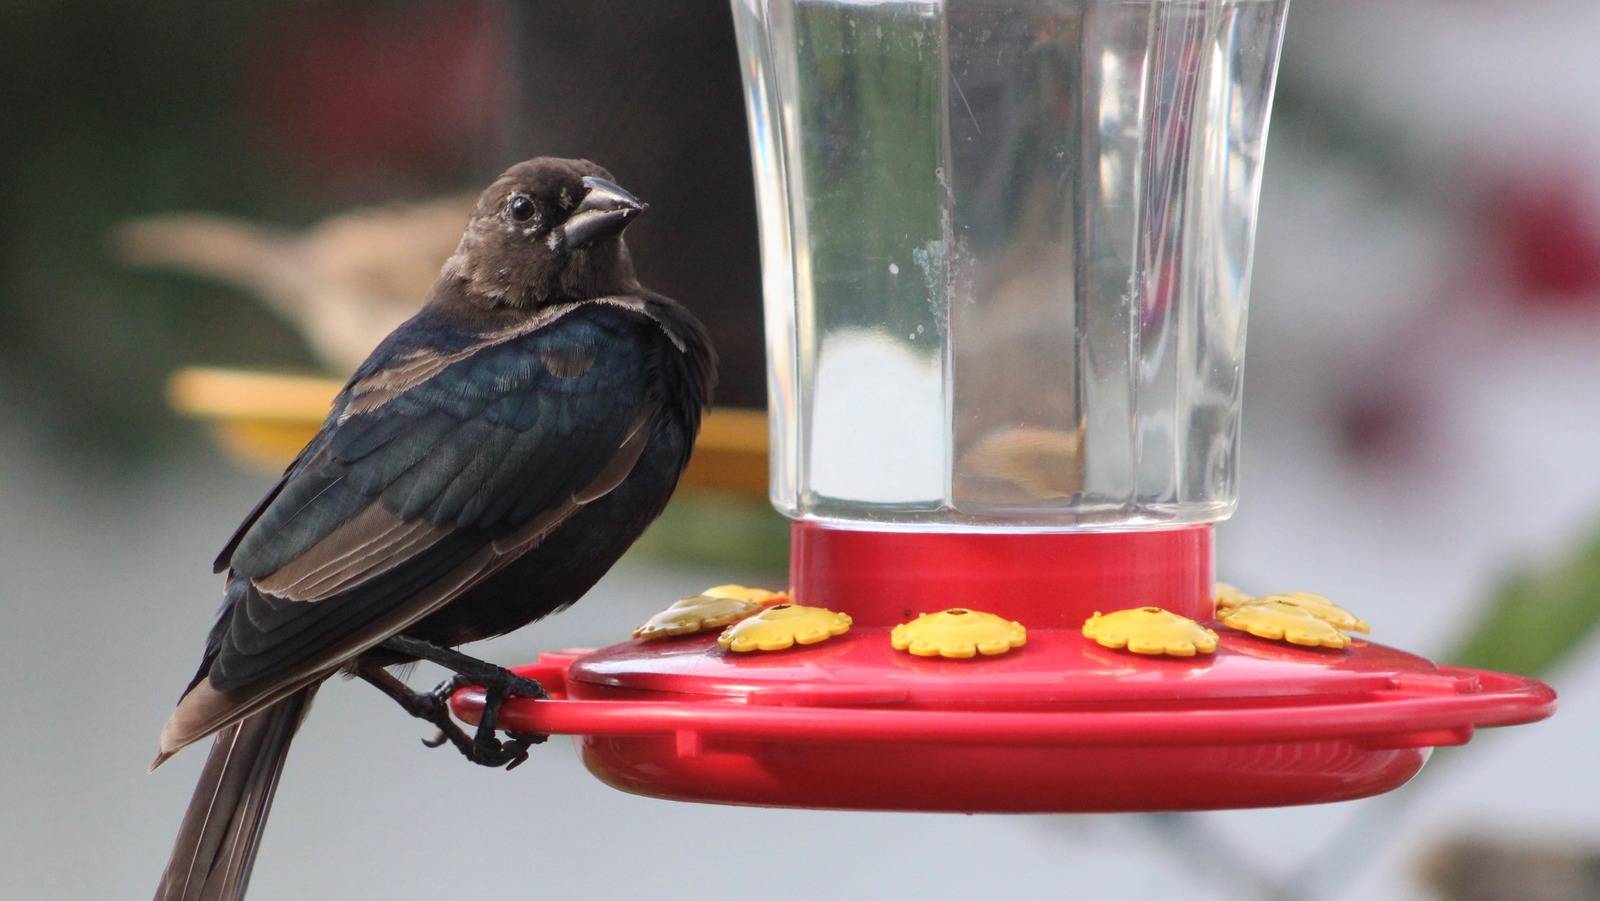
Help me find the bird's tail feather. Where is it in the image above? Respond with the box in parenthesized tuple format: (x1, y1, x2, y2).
(155, 685, 318, 901)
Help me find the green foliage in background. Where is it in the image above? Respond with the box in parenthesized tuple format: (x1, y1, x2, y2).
(635, 492, 791, 575)
(1448, 524, 1600, 678)
(0, 3, 304, 463)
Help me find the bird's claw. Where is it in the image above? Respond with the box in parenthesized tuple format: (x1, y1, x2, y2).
(497, 738, 533, 771)
(501, 674, 549, 700)
(425, 671, 546, 705)
(497, 732, 550, 771)
(361, 649, 550, 770)
(427, 673, 469, 707)
(509, 729, 549, 747)
(502, 730, 549, 770)
(469, 735, 531, 769)
(417, 718, 531, 769)
(413, 673, 548, 769)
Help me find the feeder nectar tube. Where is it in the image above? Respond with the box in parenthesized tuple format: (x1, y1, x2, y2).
(732, 0, 1289, 532)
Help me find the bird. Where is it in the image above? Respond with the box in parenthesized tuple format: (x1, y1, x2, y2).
(114, 192, 477, 374)
(151, 157, 717, 901)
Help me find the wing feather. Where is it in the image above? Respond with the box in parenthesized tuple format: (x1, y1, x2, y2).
(176, 301, 658, 738)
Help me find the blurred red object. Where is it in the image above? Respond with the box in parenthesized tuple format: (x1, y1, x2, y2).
(246, 1, 506, 175)
(1485, 172, 1600, 306)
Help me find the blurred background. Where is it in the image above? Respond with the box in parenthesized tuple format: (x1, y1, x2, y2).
(2, 1, 1598, 898)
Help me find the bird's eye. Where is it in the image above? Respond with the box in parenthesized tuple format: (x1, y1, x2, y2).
(508, 195, 536, 223)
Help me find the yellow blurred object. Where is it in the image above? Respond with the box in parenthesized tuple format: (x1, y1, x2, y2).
(167, 367, 769, 498)
(1082, 607, 1218, 657)
(1219, 600, 1351, 649)
(890, 608, 1027, 658)
(716, 603, 851, 652)
(632, 594, 766, 640)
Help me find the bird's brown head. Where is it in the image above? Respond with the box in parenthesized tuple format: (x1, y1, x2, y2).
(445, 157, 647, 308)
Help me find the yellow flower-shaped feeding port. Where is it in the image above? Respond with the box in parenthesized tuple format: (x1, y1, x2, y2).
(1258, 592, 1369, 634)
(632, 585, 788, 640)
(701, 584, 790, 605)
(1219, 600, 1351, 649)
(1082, 607, 1218, 657)
(717, 603, 852, 652)
(891, 608, 1027, 659)
(1214, 583, 1371, 637)
(633, 595, 763, 640)
(1213, 582, 1255, 611)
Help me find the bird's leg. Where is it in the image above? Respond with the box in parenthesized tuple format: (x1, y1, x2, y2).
(380, 634, 550, 701)
(357, 667, 485, 762)
(357, 662, 542, 770)
(426, 672, 549, 767)
(373, 635, 550, 764)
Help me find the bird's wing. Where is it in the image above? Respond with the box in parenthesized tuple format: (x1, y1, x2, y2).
(161, 302, 657, 754)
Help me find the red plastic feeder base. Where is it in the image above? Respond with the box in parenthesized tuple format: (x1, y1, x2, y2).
(453, 523, 1556, 813)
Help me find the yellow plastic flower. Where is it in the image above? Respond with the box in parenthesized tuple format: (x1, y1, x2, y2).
(1257, 592, 1369, 634)
(701, 584, 790, 605)
(717, 603, 852, 652)
(632, 595, 764, 640)
(1219, 600, 1350, 649)
(891, 608, 1027, 658)
(632, 585, 790, 640)
(1213, 582, 1255, 611)
(1082, 607, 1218, 657)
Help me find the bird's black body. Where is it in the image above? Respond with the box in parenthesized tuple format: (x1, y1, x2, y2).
(201, 292, 707, 688)
(154, 158, 715, 901)
(376, 296, 709, 649)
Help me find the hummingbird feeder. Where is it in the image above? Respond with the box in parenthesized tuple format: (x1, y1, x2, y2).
(456, 0, 1554, 812)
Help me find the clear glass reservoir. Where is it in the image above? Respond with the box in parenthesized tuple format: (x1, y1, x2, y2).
(732, 0, 1289, 529)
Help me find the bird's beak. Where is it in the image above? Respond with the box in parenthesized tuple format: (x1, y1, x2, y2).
(562, 176, 647, 249)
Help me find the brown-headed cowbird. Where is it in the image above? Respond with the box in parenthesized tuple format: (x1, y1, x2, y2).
(152, 157, 716, 901)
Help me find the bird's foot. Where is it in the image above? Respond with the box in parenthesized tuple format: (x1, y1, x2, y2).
(422, 673, 549, 769)
(359, 660, 549, 770)
(418, 722, 535, 770)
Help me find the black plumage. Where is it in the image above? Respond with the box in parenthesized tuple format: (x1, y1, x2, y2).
(153, 157, 716, 901)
